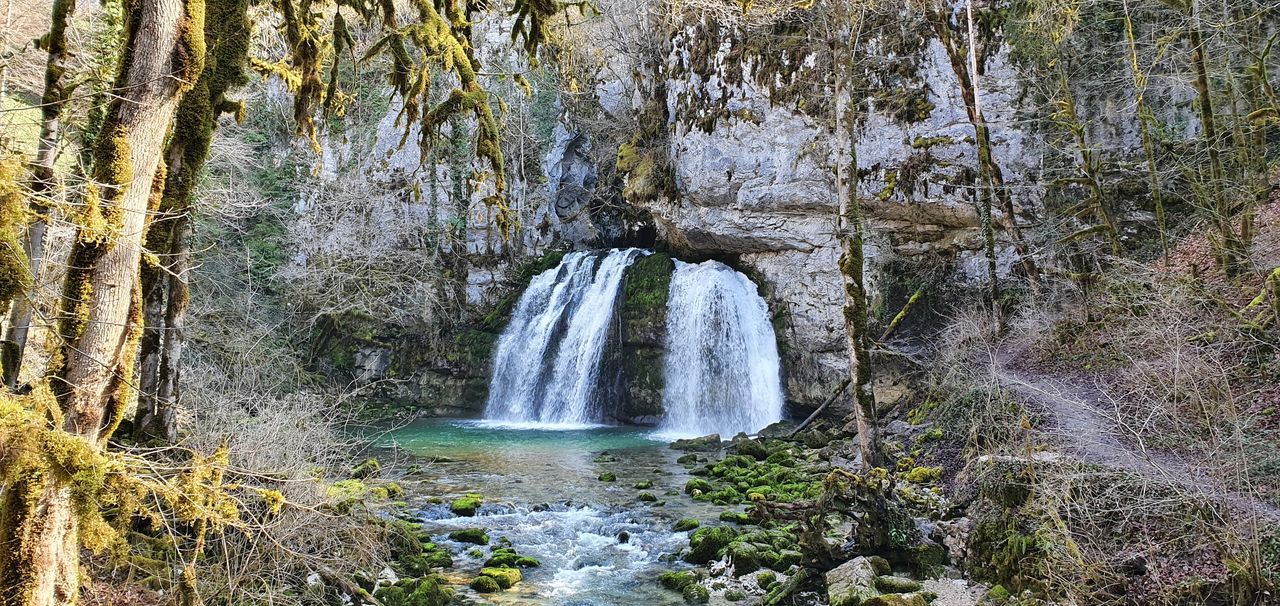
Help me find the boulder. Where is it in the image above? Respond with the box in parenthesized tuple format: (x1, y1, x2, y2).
(826, 556, 882, 606)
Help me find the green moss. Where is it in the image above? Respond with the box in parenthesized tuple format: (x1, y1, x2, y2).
(449, 528, 489, 545)
(902, 466, 942, 484)
(684, 525, 738, 564)
(756, 571, 777, 590)
(0, 155, 30, 306)
(685, 478, 713, 495)
(719, 511, 750, 524)
(598, 471, 617, 482)
(658, 570, 697, 591)
(727, 542, 761, 575)
(875, 576, 923, 593)
(375, 575, 452, 606)
(351, 457, 380, 478)
(681, 583, 710, 604)
(634, 479, 654, 489)
(623, 253, 674, 309)
(450, 493, 483, 516)
(674, 518, 700, 532)
(469, 575, 500, 592)
(479, 567, 522, 588)
(638, 492, 657, 502)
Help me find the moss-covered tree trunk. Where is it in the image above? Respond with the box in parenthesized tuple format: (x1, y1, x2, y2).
(3, 0, 76, 389)
(833, 30, 881, 469)
(1185, 1, 1247, 276)
(134, 0, 248, 443)
(929, 4, 1040, 299)
(0, 1, 204, 602)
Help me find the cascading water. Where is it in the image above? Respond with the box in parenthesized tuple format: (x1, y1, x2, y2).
(658, 260, 784, 438)
(484, 248, 645, 426)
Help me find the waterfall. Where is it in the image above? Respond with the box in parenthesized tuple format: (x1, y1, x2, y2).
(658, 260, 784, 438)
(484, 248, 646, 426)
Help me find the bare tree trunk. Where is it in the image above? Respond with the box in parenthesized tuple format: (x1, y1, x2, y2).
(3, 0, 75, 389)
(833, 28, 881, 469)
(0, 1, 204, 602)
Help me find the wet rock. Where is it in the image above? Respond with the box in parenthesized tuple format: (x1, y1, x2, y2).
(351, 458, 381, 479)
(685, 526, 738, 564)
(469, 576, 500, 593)
(479, 567, 522, 589)
(671, 434, 722, 451)
(674, 518, 701, 532)
(731, 436, 769, 461)
(681, 583, 711, 604)
(757, 421, 796, 439)
(447, 528, 489, 545)
(659, 570, 698, 591)
(598, 471, 617, 482)
(677, 454, 700, 464)
(450, 493, 483, 517)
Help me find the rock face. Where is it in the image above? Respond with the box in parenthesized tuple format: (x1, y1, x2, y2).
(606, 252, 674, 425)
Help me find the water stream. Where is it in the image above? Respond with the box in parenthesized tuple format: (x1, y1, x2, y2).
(382, 420, 726, 605)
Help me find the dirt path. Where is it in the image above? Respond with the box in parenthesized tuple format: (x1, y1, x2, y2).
(991, 349, 1280, 523)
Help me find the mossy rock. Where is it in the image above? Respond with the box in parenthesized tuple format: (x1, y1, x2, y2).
(727, 542, 761, 576)
(376, 575, 452, 606)
(684, 478, 713, 495)
(676, 454, 700, 465)
(450, 493, 483, 516)
(731, 437, 769, 461)
(634, 479, 654, 489)
(674, 518, 700, 532)
(875, 576, 923, 593)
(681, 583, 710, 604)
(351, 458, 381, 478)
(599, 471, 617, 482)
(384, 482, 405, 498)
(638, 492, 658, 502)
(725, 589, 747, 602)
(479, 567, 522, 589)
(719, 511, 751, 524)
(671, 434, 722, 452)
(902, 466, 942, 484)
(658, 570, 697, 591)
(623, 252, 674, 309)
(756, 571, 778, 591)
(685, 526, 738, 564)
(862, 594, 930, 606)
(448, 528, 489, 545)
(469, 575, 501, 593)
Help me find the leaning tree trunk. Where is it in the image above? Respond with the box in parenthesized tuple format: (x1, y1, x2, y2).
(832, 34, 882, 469)
(3, 0, 75, 389)
(134, 0, 248, 443)
(0, 1, 204, 603)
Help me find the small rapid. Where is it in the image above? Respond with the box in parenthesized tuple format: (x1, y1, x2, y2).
(382, 420, 721, 606)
